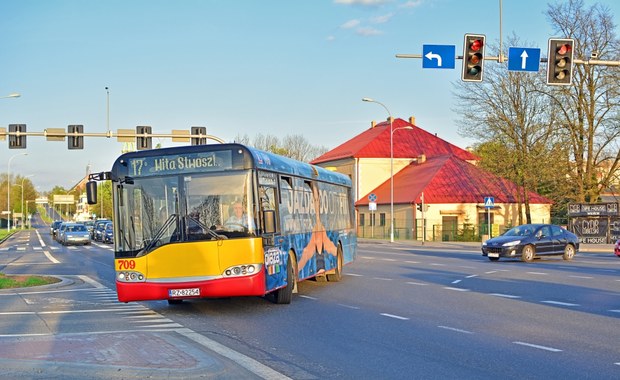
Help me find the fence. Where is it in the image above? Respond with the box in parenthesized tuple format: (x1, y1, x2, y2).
(357, 220, 509, 242)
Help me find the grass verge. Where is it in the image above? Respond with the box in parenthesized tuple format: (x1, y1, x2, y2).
(0, 273, 61, 289)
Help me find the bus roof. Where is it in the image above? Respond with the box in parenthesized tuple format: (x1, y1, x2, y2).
(112, 143, 351, 187)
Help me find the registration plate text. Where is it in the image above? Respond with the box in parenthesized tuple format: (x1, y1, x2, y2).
(488, 252, 499, 258)
(169, 288, 200, 297)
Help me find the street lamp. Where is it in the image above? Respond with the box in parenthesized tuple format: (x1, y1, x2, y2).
(21, 175, 34, 229)
(7, 153, 28, 232)
(0, 93, 20, 99)
(362, 98, 412, 242)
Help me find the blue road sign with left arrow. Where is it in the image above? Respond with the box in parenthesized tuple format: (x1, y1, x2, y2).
(507, 47, 541, 72)
(422, 44, 456, 69)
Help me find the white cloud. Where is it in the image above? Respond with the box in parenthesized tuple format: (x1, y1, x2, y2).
(340, 19, 361, 29)
(334, 0, 392, 6)
(400, 0, 423, 8)
(356, 27, 383, 36)
(371, 13, 394, 24)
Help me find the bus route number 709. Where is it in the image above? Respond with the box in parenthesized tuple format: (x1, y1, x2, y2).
(118, 259, 136, 270)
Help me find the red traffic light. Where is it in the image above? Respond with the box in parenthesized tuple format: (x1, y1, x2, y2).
(462, 34, 486, 82)
(557, 43, 571, 55)
(547, 38, 574, 86)
(470, 39, 483, 52)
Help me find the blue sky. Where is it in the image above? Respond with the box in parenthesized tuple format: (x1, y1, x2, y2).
(1, 0, 618, 191)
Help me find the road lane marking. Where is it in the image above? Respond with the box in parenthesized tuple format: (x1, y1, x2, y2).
(569, 275, 593, 279)
(451, 280, 462, 284)
(490, 293, 521, 299)
(465, 274, 479, 278)
(338, 304, 360, 310)
(299, 295, 318, 300)
(513, 341, 562, 352)
(438, 325, 473, 334)
(444, 287, 470, 292)
(527, 272, 548, 275)
(43, 250, 60, 264)
(541, 300, 579, 307)
(177, 328, 292, 380)
(406, 281, 428, 286)
(380, 313, 409, 320)
(35, 230, 46, 247)
(373, 277, 393, 281)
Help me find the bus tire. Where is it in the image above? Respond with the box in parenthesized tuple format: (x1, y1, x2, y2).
(273, 254, 295, 304)
(327, 244, 343, 282)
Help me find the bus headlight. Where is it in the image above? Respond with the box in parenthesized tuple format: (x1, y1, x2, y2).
(117, 271, 146, 282)
(223, 264, 260, 277)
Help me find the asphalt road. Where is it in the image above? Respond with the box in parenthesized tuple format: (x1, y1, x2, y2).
(0, 216, 619, 379)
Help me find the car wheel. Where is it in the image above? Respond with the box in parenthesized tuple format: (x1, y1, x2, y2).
(563, 244, 575, 261)
(521, 245, 535, 262)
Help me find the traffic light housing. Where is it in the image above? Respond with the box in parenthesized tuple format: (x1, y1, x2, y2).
(8, 124, 27, 149)
(191, 126, 207, 145)
(136, 126, 152, 150)
(68, 124, 84, 149)
(547, 38, 574, 85)
(462, 34, 486, 82)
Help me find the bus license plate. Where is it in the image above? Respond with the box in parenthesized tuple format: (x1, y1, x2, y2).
(169, 288, 200, 297)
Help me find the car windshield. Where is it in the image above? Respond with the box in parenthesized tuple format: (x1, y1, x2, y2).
(68, 225, 87, 232)
(504, 225, 536, 237)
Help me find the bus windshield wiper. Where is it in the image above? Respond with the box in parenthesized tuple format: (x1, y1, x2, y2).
(140, 214, 178, 254)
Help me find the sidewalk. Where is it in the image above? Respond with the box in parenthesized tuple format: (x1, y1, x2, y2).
(358, 238, 614, 254)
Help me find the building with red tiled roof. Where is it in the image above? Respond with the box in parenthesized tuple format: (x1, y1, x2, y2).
(311, 117, 552, 241)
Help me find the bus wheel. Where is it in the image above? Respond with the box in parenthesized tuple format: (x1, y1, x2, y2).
(327, 244, 343, 282)
(273, 254, 295, 304)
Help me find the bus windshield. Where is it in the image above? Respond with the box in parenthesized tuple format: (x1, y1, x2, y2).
(115, 170, 256, 257)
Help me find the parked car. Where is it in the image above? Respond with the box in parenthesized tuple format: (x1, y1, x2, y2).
(614, 239, 620, 257)
(481, 223, 579, 262)
(60, 223, 91, 246)
(102, 222, 114, 244)
(93, 219, 111, 242)
(50, 220, 63, 237)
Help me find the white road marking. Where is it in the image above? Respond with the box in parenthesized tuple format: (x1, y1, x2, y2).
(541, 300, 579, 307)
(569, 275, 593, 279)
(490, 293, 521, 299)
(513, 341, 562, 352)
(380, 313, 409, 320)
(373, 277, 393, 281)
(527, 272, 548, 275)
(43, 250, 60, 264)
(406, 281, 428, 286)
(35, 230, 46, 247)
(299, 295, 318, 300)
(438, 325, 473, 334)
(451, 280, 462, 284)
(444, 287, 470, 292)
(338, 304, 360, 310)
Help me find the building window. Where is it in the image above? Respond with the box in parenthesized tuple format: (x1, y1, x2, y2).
(359, 213, 365, 226)
(370, 213, 376, 226)
(379, 213, 386, 226)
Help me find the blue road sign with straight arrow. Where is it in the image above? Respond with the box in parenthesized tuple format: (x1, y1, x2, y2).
(422, 44, 456, 69)
(507, 47, 541, 72)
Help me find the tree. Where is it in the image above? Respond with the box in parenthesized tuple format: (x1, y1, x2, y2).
(234, 133, 328, 162)
(454, 34, 565, 223)
(543, 0, 620, 203)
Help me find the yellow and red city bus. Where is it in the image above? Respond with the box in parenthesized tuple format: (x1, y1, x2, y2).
(87, 143, 356, 304)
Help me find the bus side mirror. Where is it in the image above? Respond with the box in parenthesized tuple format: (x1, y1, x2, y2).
(86, 181, 98, 205)
(263, 210, 276, 234)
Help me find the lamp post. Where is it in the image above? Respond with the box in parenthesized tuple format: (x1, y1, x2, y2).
(7, 153, 28, 232)
(362, 98, 412, 242)
(20, 175, 34, 229)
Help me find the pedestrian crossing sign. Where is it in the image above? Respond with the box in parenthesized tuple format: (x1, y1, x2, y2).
(484, 197, 494, 208)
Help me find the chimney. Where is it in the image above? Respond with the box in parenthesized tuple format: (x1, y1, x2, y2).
(409, 116, 416, 125)
(371, 120, 376, 128)
(418, 154, 426, 164)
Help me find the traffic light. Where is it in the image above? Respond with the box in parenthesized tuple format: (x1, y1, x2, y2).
(8, 124, 26, 149)
(136, 126, 152, 150)
(462, 34, 486, 82)
(67, 125, 84, 149)
(547, 38, 574, 85)
(191, 126, 207, 145)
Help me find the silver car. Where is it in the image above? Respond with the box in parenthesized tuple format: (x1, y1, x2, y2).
(60, 223, 91, 246)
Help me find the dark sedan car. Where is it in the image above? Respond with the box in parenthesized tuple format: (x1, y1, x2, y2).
(481, 223, 579, 262)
